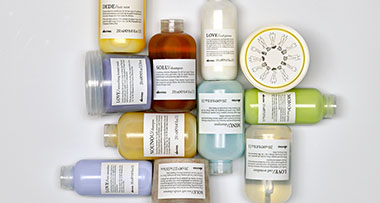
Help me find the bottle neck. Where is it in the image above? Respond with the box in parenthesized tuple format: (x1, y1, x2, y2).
(104, 124, 118, 147)
(60, 166, 74, 191)
(161, 19, 184, 33)
(210, 160, 232, 175)
(323, 94, 337, 119)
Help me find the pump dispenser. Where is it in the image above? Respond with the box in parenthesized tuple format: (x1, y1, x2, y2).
(104, 112, 197, 160)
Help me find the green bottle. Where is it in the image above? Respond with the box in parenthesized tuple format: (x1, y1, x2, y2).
(245, 88, 336, 124)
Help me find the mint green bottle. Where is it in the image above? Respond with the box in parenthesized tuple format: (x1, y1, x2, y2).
(245, 88, 336, 124)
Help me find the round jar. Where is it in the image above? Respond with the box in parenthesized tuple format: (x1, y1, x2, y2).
(85, 51, 152, 116)
(240, 25, 310, 93)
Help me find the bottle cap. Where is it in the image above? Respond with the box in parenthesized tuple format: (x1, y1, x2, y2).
(104, 124, 118, 147)
(161, 19, 184, 33)
(324, 94, 337, 118)
(60, 165, 74, 190)
(85, 51, 105, 116)
(240, 25, 310, 93)
(210, 160, 232, 175)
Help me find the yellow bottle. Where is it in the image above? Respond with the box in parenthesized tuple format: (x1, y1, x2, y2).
(99, 0, 146, 53)
(245, 126, 292, 203)
(104, 112, 197, 160)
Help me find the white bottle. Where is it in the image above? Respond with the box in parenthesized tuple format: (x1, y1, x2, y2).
(201, 0, 238, 80)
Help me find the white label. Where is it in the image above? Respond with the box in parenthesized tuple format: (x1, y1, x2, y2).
(100, 0, 144, 39)
(258, 92, 296, 124)
(199, 93, 243, 134)
(246, 139, 290, 181)
(100, 162, 139, 194)
(158, 163, 206, 199)
(204, 29, 236, 66)
(111, 58, 147, 106)
(153, 59, 196, 100)
(245, 29, 305, 87)
(143, 114, 185, 157)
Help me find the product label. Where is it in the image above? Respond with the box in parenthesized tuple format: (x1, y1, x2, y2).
(258, 92, 296, 124)
(198, 93, 243, 134)
(111, 58, 147, 106)
(204, 29, 236, 66)
(246, 139, 290, 181)
(158, 163, 206, 199)
(100, 0, 144, 39)
(153, 59, 196, 100)
(143, 114, 185, 157)
(100, 162, 139, 194)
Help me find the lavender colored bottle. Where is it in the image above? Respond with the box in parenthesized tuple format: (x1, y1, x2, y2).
(85, 51, 152, 116)
(60, 160, 152, 196)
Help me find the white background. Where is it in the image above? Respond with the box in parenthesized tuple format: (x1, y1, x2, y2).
(0, 0, 379, 202)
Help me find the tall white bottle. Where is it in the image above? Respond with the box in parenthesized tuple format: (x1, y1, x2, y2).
(201, 0, 238, 80)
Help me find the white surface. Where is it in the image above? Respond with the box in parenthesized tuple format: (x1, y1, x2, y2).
(0, 0, 379, 202)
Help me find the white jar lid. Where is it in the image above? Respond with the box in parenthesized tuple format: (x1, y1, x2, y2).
(240, 25, 310, 93)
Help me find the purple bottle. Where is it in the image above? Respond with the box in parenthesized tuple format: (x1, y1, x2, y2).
(85, 51, 152, 116)
(60, 160, 152, 196)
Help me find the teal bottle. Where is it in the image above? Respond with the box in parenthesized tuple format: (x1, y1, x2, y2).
(197, 80, 245, 175)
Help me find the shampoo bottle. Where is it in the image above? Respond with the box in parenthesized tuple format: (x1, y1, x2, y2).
(60, 159, 152, 196)
(197, 81, 245, 175)
(245, 88, 337, 124)
(149, 19, 197, 112)
(245, 126, 292, 203)
(99, 0, 146, 53)
(104, 112, 197, 160)
(201, 0, 238, 80)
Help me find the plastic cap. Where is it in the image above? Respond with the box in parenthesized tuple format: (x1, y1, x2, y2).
(85, 51, 105, 116)
(104, 124, 118, 147)
(210, 160, 232, 175)
(324, 94, 337, 119)
(60, 166, 74, 190)
(161, 19, 184, 33)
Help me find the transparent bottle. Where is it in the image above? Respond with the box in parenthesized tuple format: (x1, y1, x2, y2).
(201, 0, 238, 80)
(245, 126, 292, 203)
(99, 0, 146, 53)
(60, 159, 152, 196)
(152, 158, 210, 203)
(197, 81, 245, 175)
(245, 88, 337, 124)
(149, 19, 197, 112)
(104, 112, 197, 160)
(85, 51, 152, 116)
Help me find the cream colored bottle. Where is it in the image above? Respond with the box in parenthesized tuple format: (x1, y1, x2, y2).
(201, 0, 238, 80)
(104, 112, 197, 160)
(245, 126, 292, 203)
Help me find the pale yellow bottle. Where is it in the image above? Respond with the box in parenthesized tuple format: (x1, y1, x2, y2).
(99, 0, 146, 53)
(104, 112, 197, 160)
(245, 125, 292, 203)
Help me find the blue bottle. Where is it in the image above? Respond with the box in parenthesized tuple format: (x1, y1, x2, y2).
(197, 80, 245, 175)
(60, 159, 152, 196)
